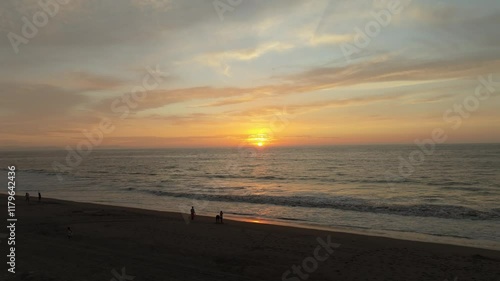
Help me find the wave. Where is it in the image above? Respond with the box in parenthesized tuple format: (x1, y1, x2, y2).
(19, 168, 52, 174)
(276, 217, 305, 221)
(89, 171, 109, 174)
(18, 168, 63, 177)
(202, 174, 287, 180)
(426, 180, 478, 186)
(439, 186, 487, 192)
(131, 189, 500, 220)
(19, 167, 490, 190)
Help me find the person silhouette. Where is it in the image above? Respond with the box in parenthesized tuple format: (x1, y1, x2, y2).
(219, 210, 224, 223)
(25, 193, 30, 203)
(38, 191, 41, 203)
(190, 206, 195, 220)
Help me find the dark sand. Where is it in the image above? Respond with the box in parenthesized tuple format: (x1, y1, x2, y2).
(1, 194, 499, 281)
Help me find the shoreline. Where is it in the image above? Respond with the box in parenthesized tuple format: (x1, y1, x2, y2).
(13, 192, 500, 251)
(4, 192, 500, 251)
(227, 214, 500, 251)
(2, 194, 500, 280)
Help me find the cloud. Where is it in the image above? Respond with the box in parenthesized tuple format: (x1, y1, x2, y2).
(228, 92, 410, 118)
(0, 82, 88, 115)
(0, 82, 96, 137)
(407, 94, 454, 105)
(100, 134, 248, 148)
(308, 33, 354, 46)
(0, 0, 204, 49)
(282, 53, 500, 88)
(92, 84, 287, 114)
(90, 51, 500, 117)
(146, 112, 217, 125)
(193, 42, 294, 75)
(193, 95, 260, 107)
(67, 72, 127, 91)
(295, 17, 354, 47)
(130, 0, 171, 10)
(401, 4, 500, 51)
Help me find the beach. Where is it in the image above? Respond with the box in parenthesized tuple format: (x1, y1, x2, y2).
(1, 194, 499, 281)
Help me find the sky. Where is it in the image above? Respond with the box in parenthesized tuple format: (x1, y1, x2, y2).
(0, 0, 499, 148)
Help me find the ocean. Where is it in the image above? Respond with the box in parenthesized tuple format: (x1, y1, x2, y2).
(1, 144, 499, 249)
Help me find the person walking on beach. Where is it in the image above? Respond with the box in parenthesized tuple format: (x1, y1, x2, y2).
(38, 191, 41, 203)
(190, 206, 195, 220)
(67, 227, 73, 239)
(25, 192, 30, 203)
(219, 210, 224, 223)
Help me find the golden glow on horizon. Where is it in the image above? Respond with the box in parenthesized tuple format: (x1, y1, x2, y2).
(247, 132, 269, 147)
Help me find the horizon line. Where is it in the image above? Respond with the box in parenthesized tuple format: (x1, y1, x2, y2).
(1, 142, 499, 151)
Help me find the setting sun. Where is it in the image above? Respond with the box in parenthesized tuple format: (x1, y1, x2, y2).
(247, 133, 269, 147)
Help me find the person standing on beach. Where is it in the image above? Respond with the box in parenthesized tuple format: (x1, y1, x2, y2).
(38, 191, 41, 203)
(191, 206, 195, 220)
(25, 192, 30, 203)
(219, 210, 223, 223)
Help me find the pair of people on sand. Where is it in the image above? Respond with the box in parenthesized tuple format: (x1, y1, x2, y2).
(25, 191, 42, 203)
(216, 211, 223, 224)
(190, 207, 224, 224)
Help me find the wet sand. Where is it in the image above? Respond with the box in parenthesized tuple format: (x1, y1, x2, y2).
(1, 194, 499, 281)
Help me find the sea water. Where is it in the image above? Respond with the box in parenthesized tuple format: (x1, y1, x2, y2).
(1, 144, 499, 249)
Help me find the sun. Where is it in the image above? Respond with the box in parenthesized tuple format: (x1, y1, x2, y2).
(247, 132, 270, 147)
